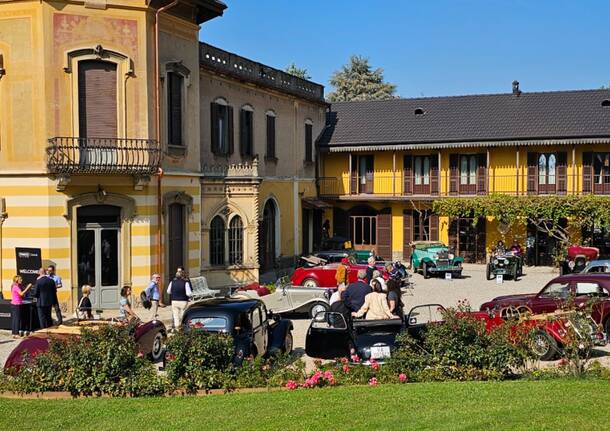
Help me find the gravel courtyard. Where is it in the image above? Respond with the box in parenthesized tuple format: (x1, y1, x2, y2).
(3, 264, 609, 368)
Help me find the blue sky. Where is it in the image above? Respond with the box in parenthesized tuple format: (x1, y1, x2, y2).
(200, 1, 610, 98)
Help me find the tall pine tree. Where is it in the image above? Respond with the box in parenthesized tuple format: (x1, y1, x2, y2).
(327, 55, 396, 102)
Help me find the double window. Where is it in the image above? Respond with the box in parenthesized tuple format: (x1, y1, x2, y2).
(211, 99, 233, 156)
(538, 153, 556, 185)
(414, 156, 430, 185)
(459, 155, 477, 185)
(593, 153, 610, 184)
(209, 215, 244, 266)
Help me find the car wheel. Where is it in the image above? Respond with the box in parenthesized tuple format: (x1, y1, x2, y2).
(302, 278, 319, 288)
(452, 271, 462, 279)
(149, 331, 165, 363)
(530, 330, 559, 361)
(423, 262, 430, 279)
(283, 331, 294, 354)
(486, 263, 493, 280)
(309, 302, 329, 319)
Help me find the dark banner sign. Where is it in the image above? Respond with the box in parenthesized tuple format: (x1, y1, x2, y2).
(15, 247, 42, 288)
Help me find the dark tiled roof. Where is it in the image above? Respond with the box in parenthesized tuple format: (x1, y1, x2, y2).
(318, 89, 610, 148)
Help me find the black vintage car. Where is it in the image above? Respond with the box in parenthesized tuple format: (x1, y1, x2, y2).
(181, 297, 294, 363)
(305, 304, 444, 363)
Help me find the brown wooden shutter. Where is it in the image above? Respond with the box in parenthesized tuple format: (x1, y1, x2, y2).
(168, 73, 183, 146)
(556, 152, 567, 194)
(477, 153, 487, 194)
(78, 60, 117, 139)
(227, 106, 234, 155)
(429, 214, 439, 241)
(266, 115, 276, 158)
(430, 155, 439, 195)
(377, 209, 392, 261)
(403, 155, 413, 195)
(239, 109, 247, 156)
(403, 210, 412, 261)
(210, 103, 218, 154)
(449, 154, 459, 195)
(527, 152, 538, 194)
(583, 152, 593, 193)
(305, 124, 313, 162)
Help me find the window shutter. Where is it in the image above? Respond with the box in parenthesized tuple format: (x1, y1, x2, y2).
(305, 123, 313, 162)
(403, 210, 412, 260)
(556, 152, 568, 194)
(583, 152, 593, 193)
(227, 105, 234, 155)
(377, 208, 392, 261)
(239, 109, 247, 156)
(403, 155, 413, 195)
(430, 155, 439, 195)
(527, 152, 538, 194)
(449, 154, 459, 195)
(429, 214, 439, 241)
(477, 153, 487, 194)
(168, 73, 183, 146)
(210, 103, 218, 154)
(266, 115, 276, 158)
(78, 60, 117, 139)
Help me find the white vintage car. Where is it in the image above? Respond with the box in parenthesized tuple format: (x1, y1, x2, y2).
(236, 278, 331, 318)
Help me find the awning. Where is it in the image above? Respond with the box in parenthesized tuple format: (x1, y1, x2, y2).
(302, 197, 332, 210)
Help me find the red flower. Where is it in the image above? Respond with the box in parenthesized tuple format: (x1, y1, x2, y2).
(342, 364, 350, 374)
(285, 380, 298, 390)
(399, 373, 407, 383)
(368, 377, 378, 386)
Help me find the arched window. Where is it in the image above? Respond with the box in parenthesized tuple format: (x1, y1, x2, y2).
(229, 216, 244, 265)
(210, 216, 225, 266)
(538, 154, 547, 185)
(548, 154, 556, 185)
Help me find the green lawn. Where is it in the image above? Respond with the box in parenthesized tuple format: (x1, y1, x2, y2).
(0, 379, 608, 430)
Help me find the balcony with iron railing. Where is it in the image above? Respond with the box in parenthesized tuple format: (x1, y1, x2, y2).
(318, 172, 604, 198)
(46, 137, 162, 176)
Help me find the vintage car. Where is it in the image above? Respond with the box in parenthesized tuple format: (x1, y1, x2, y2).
(479, 274, 610, 334)
(180, 297, 293, 363)
(298, 250, 383, 268)
(582, 259, 610, 274)
(237, 278, 331, 318)
(4, 318, 167, 372)
(410, 241, 464, 279)
(291, 258, 386, 288)
(305, 304, 442, 364)
(486, 252, 522, 281)
(560, 244, 600, 275)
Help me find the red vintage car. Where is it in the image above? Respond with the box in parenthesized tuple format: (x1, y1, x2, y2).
(3, 319, 166, 372)
(291, 259, 387, 288)
(560, 244, 600, 275)
(480, 274, 610, 334)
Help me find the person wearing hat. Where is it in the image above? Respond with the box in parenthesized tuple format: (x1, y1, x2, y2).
(335, 257, 350, 290)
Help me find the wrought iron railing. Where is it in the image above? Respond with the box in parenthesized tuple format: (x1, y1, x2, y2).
(46, 137, 161, 176)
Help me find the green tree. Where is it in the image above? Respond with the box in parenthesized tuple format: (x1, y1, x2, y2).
(285, 63, 311, 80)
(327, 55, 397, 102)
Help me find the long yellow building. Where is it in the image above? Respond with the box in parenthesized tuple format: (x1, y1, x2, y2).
(0, 0, 226, 309)
(318, 83, 610, 266)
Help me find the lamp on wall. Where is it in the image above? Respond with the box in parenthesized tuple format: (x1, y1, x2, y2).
(96, 185, 107, 203)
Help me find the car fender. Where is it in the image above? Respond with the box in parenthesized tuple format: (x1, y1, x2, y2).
(542, 321, 566, 345)
(4, 336, 50, 373)
(452, 256, 465, 265)
(421, 256, 435, 266)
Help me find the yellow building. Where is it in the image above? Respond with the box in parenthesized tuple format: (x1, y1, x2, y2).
(198, 44, 327, 285)
(318, 83, 610, 266)
(0, 0, 225, 309)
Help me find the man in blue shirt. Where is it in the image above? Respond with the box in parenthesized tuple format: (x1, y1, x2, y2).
(344, 269, 372, 312)
(145, 273, 163, 320)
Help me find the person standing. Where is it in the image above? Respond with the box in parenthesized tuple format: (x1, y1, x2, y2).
(76, 285, 93, 320)
(335, 257, 350, 289)
(365, 256, 376, 283)
(10, 275, 32, 338)
(386, 279, 404, 319)
(145, 274, 163, 320)
(167, 268, 192, 330)
(344, 269, 372, 312)
(46, 265, 63, 325)
(33, 268, 57, 329)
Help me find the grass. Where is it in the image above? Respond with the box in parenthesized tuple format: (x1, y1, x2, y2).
(0, 379, 609, 430)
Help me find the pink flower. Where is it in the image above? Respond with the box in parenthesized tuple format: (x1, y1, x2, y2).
(342, 364, 350, 374)
(368, 377, 378, 386)
(323, 370, 334, 380)
(370, 359, 380, 370)
(340, 357, 349, 364)
(137, 351, 144, 358)
(351, 354, 360, 363)
(285, 380, 298, 390)
(399, 373, 407, 383)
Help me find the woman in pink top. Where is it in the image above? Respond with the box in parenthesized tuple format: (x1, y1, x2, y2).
(11, 275, 32, 338)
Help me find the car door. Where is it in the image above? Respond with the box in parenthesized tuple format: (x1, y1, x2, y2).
(532, 281, 571, 313)
(305, 312, 351, 359)
(263, 288, 292, 314)
(406, 304, 445, 341)
(250, 305, 268, 356)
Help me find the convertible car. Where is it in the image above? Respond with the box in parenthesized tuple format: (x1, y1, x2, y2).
(479, 274, 610, 335)
(410, 241, 464, 279)
(180, 297, 293, 364)
(291, 257, 386, 288)
(4, 318, 167, 372)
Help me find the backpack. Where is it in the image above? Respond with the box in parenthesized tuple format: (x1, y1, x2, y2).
(140, 290, 152, 310)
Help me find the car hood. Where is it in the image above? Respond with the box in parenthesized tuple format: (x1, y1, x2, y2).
(415, 247, 447, 255)
(491, 293, 536, 303)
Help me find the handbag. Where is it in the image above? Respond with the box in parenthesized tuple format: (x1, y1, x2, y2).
(73, 296, 87, 320)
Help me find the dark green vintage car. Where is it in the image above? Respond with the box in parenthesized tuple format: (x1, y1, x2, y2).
(410, 241, 464, 279)
(486, 253, 522, 281)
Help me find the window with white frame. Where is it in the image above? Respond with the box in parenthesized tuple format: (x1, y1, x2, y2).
(229, 216, 244, 265)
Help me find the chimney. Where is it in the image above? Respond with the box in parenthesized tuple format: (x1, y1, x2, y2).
(512, 80, 521, 96)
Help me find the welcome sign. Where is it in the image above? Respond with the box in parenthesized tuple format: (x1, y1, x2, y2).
(15, 247, 42, 289)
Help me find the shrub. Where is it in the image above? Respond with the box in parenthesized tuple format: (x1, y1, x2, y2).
(164, 330, 234, 392)
(230, 354, 306, 389)
(3, 324, 167, 397)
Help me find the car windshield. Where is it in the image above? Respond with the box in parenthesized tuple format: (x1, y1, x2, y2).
(187, 316, 229, 332)
(539, 282, 570, 299)
(414, 242, 445, 250)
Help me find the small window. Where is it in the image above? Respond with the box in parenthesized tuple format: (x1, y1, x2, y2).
(305, 121, 313, 163)
(266, 111, 276, 159)
(168, 73, 184, 146)
(228, 216, 243, 265)
(210, 216, 225, 266)
(540, 282, 569, 299)
(239, 106, 254, 157)
(576, 282, 606, 296)
(211, 99, 233, 156)
(187, 316, 229, 332)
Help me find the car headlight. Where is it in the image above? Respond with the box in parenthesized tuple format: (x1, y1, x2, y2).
(568, 261, 575, 269)
(493, 259, 499, 265)
(448, 253, 455, 259)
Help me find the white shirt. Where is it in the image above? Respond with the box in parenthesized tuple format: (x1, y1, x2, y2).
(329, 290, 342, 305)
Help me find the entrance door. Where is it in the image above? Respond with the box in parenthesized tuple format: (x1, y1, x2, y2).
(449, 217, 486, 263)
(259, 200, 277, 270)
(77, 205, 121, 309)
